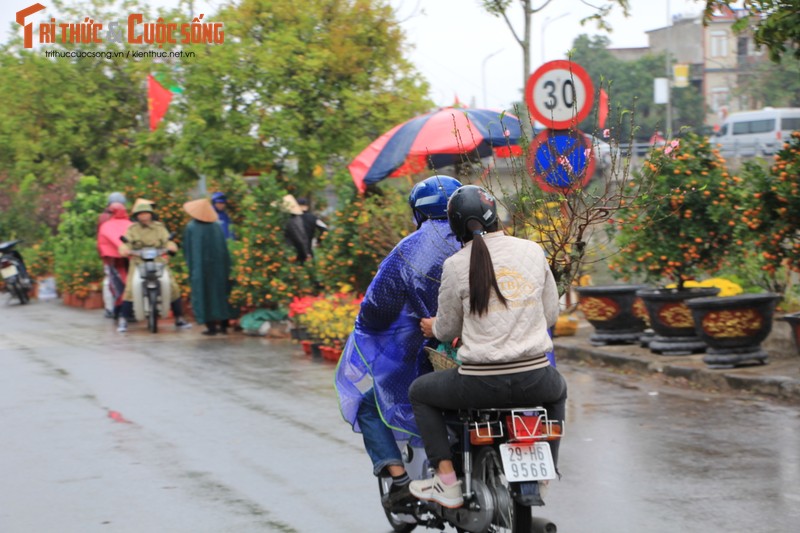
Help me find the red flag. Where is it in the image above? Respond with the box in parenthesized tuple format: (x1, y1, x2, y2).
(598, 88, 609, 130)
(148, 74, 173, 131)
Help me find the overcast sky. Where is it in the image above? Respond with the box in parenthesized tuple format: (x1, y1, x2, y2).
(3, 0, 704, 109)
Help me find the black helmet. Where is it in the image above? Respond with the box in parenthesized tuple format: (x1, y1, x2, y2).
(447, 185, 498, 242)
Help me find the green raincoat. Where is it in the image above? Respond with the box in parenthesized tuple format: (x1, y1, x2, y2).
(183, 219, 238, 324)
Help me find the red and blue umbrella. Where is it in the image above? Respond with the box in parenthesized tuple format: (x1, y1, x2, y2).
(349, 107, 523, 193)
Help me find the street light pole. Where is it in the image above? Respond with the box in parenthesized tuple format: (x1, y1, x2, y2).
(482, 49, 503, 108)
(665, 0, 673, 138)
(541, 12, 570, 65)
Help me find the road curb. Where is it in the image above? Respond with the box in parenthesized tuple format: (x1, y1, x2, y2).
(554, 335, 800, 404)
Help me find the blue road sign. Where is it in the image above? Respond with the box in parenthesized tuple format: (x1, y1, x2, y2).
(528, 129, 595, 193)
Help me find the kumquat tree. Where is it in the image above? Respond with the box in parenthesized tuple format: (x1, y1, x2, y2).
(608, 132, 744, 289)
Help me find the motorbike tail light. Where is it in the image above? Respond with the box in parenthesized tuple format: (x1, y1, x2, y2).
(545, 421, 563, 441)
(505, 411, 564, 441)
(506, 414, 543, 440)
(469, 428, 495, 445)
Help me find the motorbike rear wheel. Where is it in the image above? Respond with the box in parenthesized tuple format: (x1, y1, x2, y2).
(377, 476, 417, 533)
(474, 447, 533, 533)
(10, 279, 29, 305)
(147, 288, 159, 333)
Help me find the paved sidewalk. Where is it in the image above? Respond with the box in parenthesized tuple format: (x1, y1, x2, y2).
(553, 321, 800, 404)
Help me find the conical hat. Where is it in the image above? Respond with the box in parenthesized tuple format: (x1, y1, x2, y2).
(183, 198, 219, 223)
(132, 198, 155, 213)
(131, 198, 155, 216)
(281, 194, 304, 215)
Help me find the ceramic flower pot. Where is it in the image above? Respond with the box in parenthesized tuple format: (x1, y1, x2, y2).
(576, 285, 650, 345)
(687, 293, 781, 368)
(781, 313, 800, 357)
(300, 340, 313, 356)
(636, 287, 720, 355)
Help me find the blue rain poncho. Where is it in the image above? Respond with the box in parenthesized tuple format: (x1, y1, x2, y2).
(335, 219, 460, 440)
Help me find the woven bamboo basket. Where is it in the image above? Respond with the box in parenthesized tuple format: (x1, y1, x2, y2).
(425, 346, 459, 371)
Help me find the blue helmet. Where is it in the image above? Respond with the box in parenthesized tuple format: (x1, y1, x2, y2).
(408, 175, 462, 227)
(211, 192, 227, 203)
(107, 192, 127, 205)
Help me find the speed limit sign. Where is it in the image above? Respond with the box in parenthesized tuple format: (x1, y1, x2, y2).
(525, 60, 595, 130)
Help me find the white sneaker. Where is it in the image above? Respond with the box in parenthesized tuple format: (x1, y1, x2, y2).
(117, 318, 128, 333)
(409, 475, 463, 508)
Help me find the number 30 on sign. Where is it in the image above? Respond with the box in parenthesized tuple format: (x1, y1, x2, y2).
(525, 60, 595, 130)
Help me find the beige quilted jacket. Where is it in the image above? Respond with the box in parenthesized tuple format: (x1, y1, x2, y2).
(432, 232, 559, 374)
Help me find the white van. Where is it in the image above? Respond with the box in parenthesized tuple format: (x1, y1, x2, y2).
(714, 107, 800, 157)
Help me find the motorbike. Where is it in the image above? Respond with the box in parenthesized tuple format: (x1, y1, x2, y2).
(120, 236, 173, 333)
(379, 405, 562, 533)
(1, 240, 32, 305)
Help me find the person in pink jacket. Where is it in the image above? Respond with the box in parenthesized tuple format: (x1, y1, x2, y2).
(97, 202, 132, 320)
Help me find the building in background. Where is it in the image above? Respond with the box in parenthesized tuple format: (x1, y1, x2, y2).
(614, 5, 769, 128)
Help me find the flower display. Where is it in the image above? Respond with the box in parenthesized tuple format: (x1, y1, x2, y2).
(302, 290, 364, 344)
(666, 278, 743, 297)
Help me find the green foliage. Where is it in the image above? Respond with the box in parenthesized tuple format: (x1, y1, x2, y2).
(53, 176, 108, 297)
(315, 185, 415, 293)
(168, 0, 432, 195)
(609, 134, 744, 289)
(229, 176, 317, 311)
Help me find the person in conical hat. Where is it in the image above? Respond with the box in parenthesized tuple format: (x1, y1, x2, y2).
(182, 199, 238, 335)
(281, 194, 311, 263)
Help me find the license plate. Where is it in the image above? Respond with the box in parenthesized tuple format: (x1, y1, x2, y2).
(499, 442, 556, 482)
(1, 265, 19, 279)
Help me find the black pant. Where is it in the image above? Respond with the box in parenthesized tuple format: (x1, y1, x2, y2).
(409, 365, 567, 469)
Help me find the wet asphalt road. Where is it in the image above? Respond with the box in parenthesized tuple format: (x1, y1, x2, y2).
(1, 299, 798, 533)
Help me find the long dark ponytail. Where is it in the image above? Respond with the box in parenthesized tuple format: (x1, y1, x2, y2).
(466, 219, 507, 316)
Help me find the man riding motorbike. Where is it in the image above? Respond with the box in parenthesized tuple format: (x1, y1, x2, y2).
(335, 175, 462, 510)
(117, 200, 191, 333)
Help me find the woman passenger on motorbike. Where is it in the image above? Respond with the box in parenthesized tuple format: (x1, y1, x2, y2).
(116, 201, 191, 333)
(408, 185, 567, 509)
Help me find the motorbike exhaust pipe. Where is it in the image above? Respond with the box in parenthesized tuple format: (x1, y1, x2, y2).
(531, 516, 557, 533)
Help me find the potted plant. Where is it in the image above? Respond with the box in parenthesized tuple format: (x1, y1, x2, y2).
(53, 177, 108, 308)
(610, 133, 742, 355)
(684, 131, 800, 365)
(688, 292, 782, 368)
(23, 240, 55, 299)
(781, 313, 800, 356)
(575, 284, 650, 345)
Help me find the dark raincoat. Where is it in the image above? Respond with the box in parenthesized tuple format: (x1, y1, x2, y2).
(335, 219, 460, 441)
(183, 219, 238, 324)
